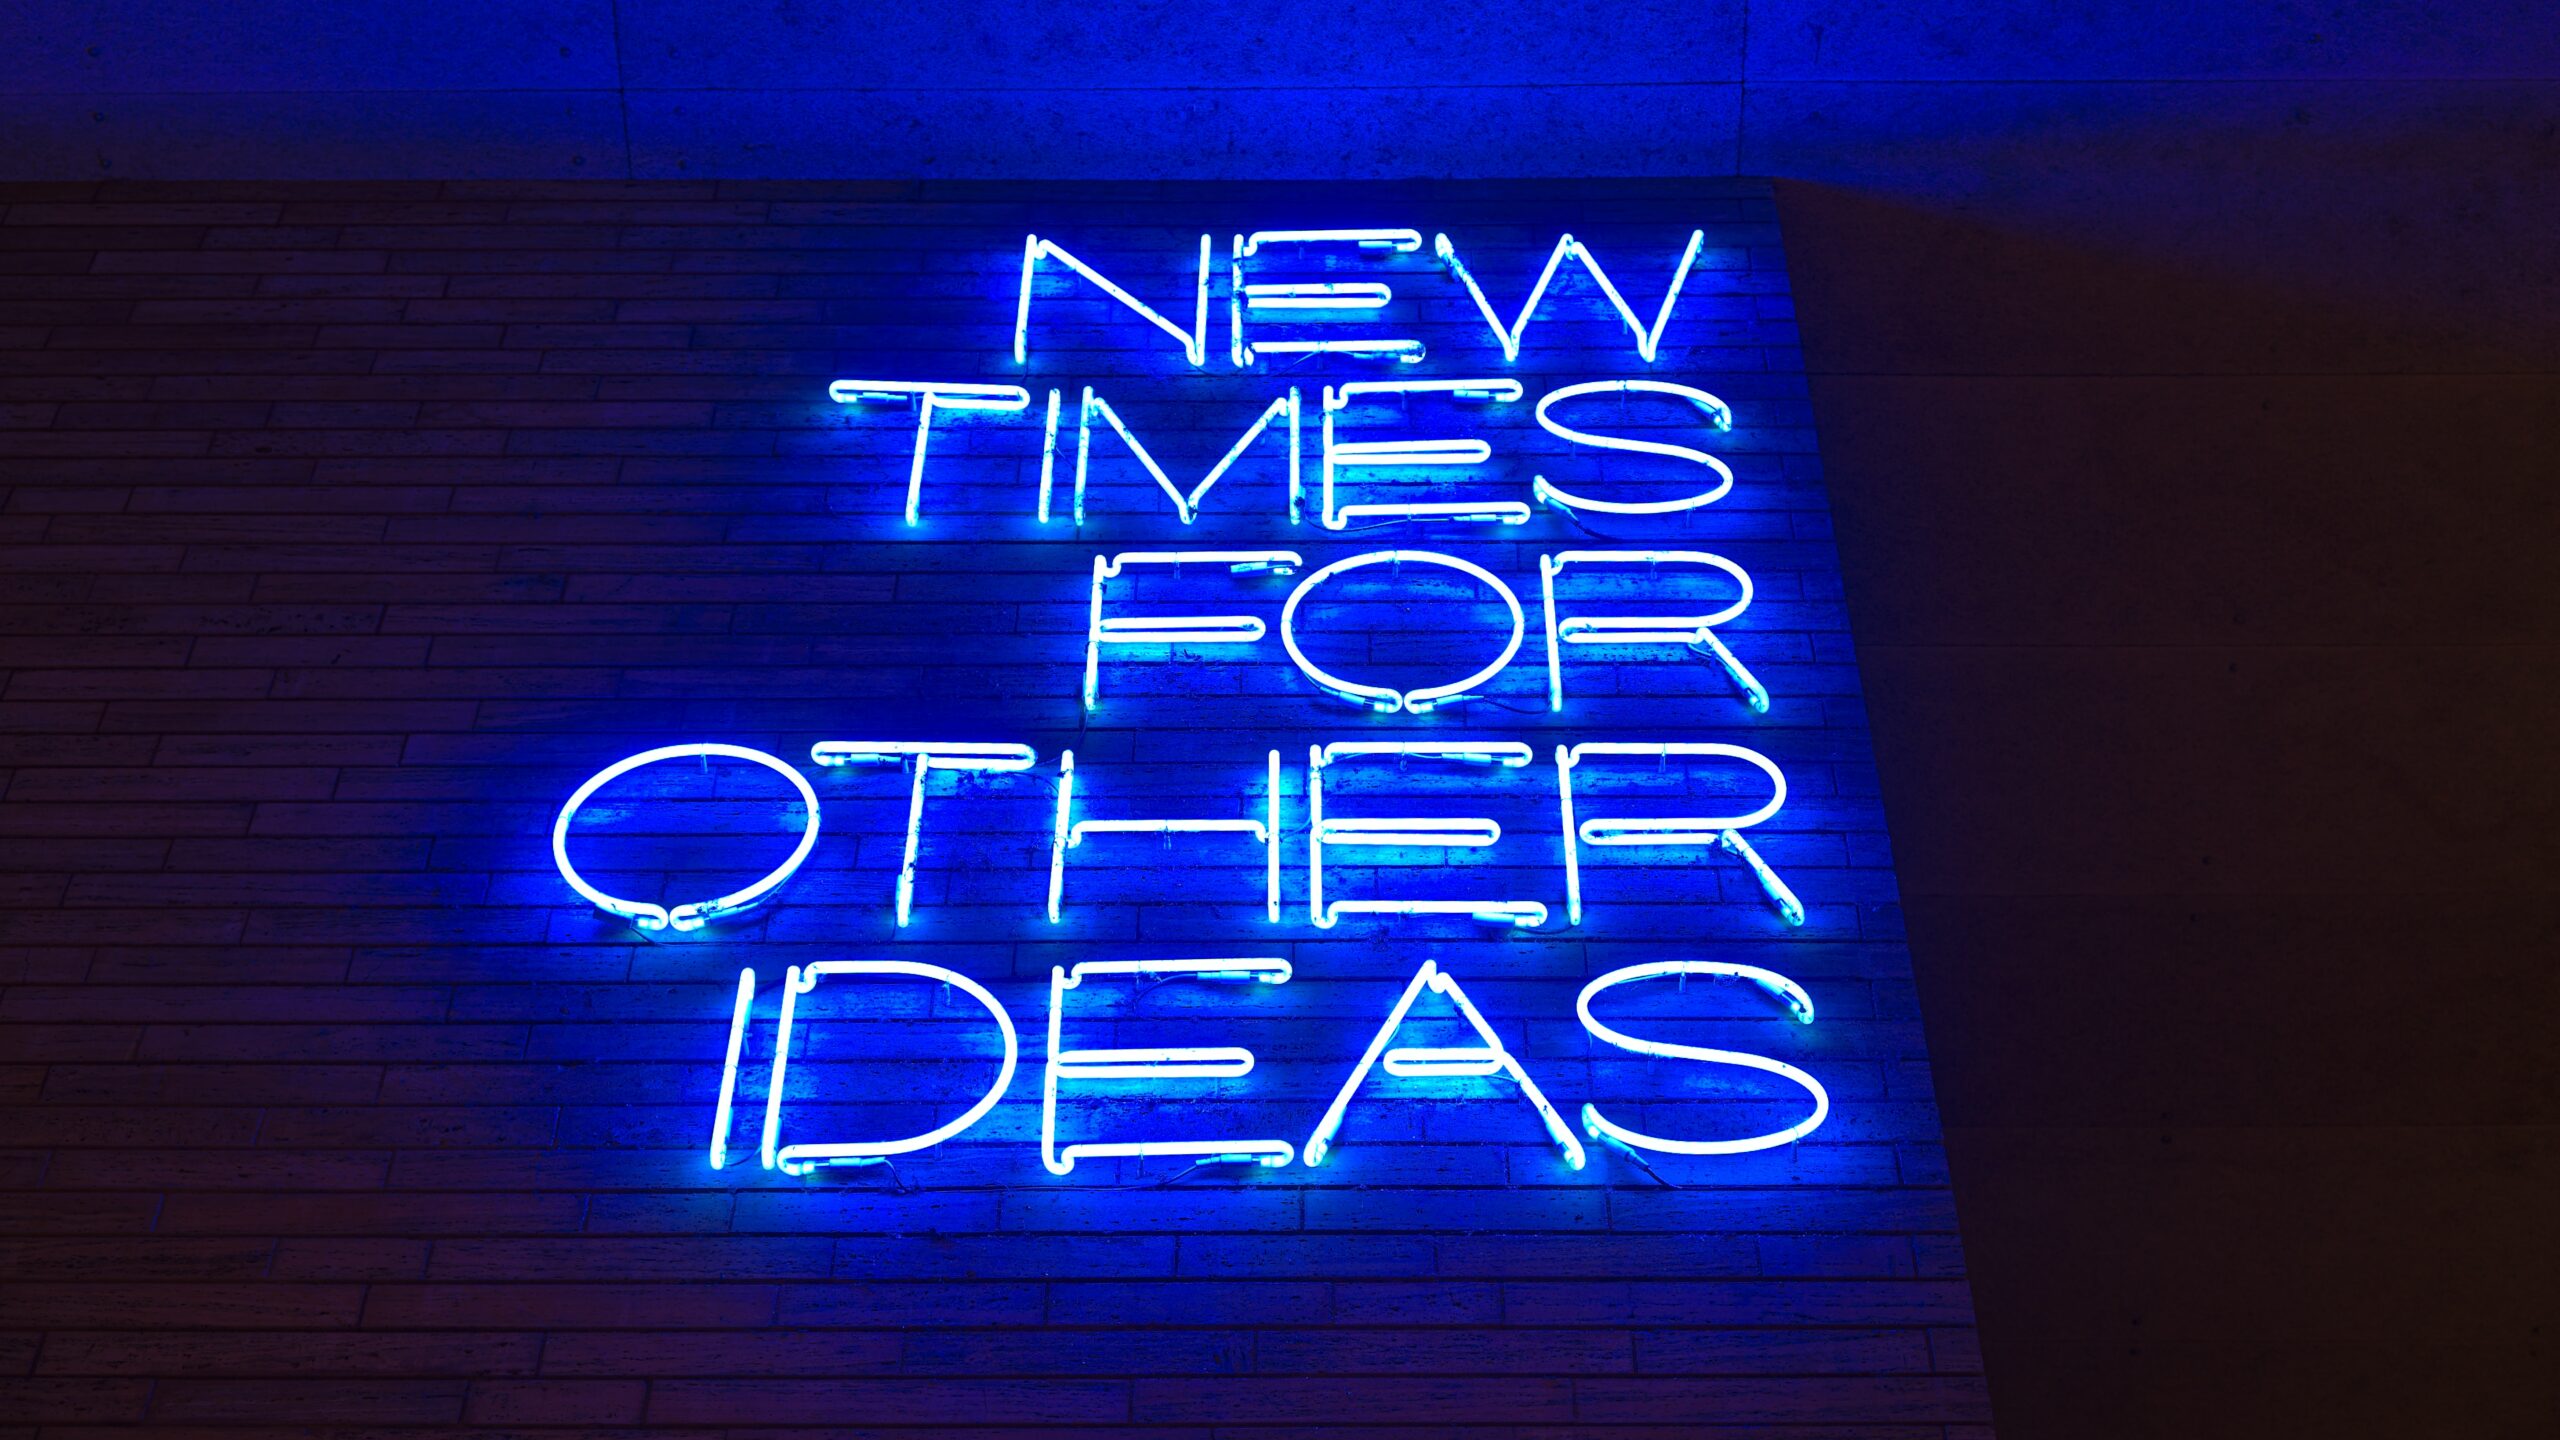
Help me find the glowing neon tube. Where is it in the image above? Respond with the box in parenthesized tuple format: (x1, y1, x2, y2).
(1074, 818, 1268, 839)
(1286, 388, 1303, 524)
(1329, 439, 1493, 465)
(1246, 338, 1425, 364)
(1434, 229, 1704, 362)
(761, 964, 796, 1169)
(1315, 817, 1501, 847)
(1319, 380, 1522, 528)
(1244, 283, 1393, 310)
(1328, 500, 1531, 526)
(893, 758, 934, 928)
(1530, 380, 1735, 517)
(1265, 749, 1281, 924)
(809, 742, 1037, 771)
(1097, 617, 1265, 640)
(1576, 960, 1828, 1155)
(1084, 550, 1303, 710)
(1321, 898, 1547, 927)
(1689, 627, 1770, 714)
(1305, 743, 1323, 926)
(553, 744, 821, 933)
(707, 967, 754, 1170)
(1229, 238, 1246, 369)
(1042, 957, 1297, 1174)
(1539, 549, 1761, 711)
(1303, 960, 1582, 1169)
(1307, 741, 1546, 929)
(1555, 742, 1796, 925)
(827, 380, 1030, 406)
(1380, 1047, 1503, 1077)
(1077, 388, 1292, 524)
(1240, 229, 1423, 255)
(827, 380, 1033, 527)
(1036, 387, 1062, 522)
(1318, 741, 1534, 767)
(1328, 379, 1524, 405)
(1719, 827, 1804, 926)
(1046, 750, 1076, 924)
(1015, 233, 1209, 367)
(1280, 551, 1525, 713)
(762, 961, 1020, 1175)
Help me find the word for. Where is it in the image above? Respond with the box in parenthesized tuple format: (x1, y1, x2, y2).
(1086, 545, 1766, 715)
(712, 954, 1830, 1178)
(552, 740, 1805, 938)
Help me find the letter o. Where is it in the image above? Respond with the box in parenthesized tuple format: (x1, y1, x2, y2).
(553, 743, 821, 932)
(1280, 550, 1524, 713)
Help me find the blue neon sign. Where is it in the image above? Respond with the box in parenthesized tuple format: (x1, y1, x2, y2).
(553, 222, 1832, 1180)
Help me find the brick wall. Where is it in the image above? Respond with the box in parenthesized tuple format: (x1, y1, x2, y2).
(0, 179, 1989, 1432)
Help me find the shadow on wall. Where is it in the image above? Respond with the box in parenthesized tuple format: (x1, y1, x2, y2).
(1774, 180, 2557, 376)
(1770, 176, 2560, 1439)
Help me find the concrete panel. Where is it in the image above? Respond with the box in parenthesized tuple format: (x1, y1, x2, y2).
(1777, 186, 2556, 376)
(0, 92, 626, 180)
(1907, 894, 2560, 1127)
(1757, 85, 2560, 371)
(1855, 642, 2560, 897)
(625, 85, 1743, 178)
(1949, 1124, 2560, 1436)
(1808, 375, 2560, 646)
(1748, 1, 2560, 80)
(618, 0, 1746, 89)
(0, 1, 620, 92)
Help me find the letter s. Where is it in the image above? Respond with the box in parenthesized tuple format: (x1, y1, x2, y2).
(1532, 380, 1735, 516)
(1576, 959, 1828, 1155)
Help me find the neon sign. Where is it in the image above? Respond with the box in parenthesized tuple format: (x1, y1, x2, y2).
(554, 221, 1840, 1183)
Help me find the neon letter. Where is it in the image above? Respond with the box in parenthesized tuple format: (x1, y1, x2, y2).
(1577, 960, 1828, 1155)
(1435, 229, 1704, 362)
(806, 742, 1038, 927)
(553, 743, 820, 933)
(1238, 229, 1424, 256)
(761, 961, 1018, 1175)
(1042, 958, 1297, 1174)
(1303, 959, 1582, 1169)
(1074, 389, 1295, 524)
(1531, 380, 1734, 518)
(1231, 232, 1425, 365)
(1540, 549, 1765, 712)
(1016, 233, 1210, 367)
(1084, 550, 1302, 709)
(708, 967, 756, 1170)
(1320, 380, 1525, 527)
(1556, 742, 1799, 926)
(1307, 741, 1546, 929)
(827, 380, 1033, 527)
(1281, 551, 1525, 713)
